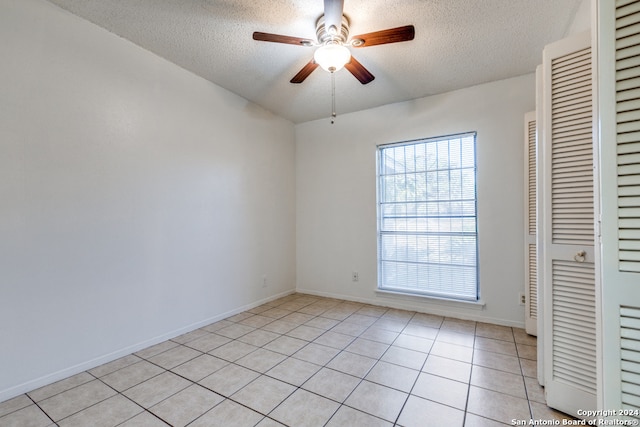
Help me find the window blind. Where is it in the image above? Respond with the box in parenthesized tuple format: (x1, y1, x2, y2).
(377, 133, 478, 301)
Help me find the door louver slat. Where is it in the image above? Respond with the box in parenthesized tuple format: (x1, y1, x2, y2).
(617, 86, 640, 102)
(616, 68, 640, 83)
(528, 244, 537, 319)
(616, 26, 640, 44)
(529, 120, 537, 235)
(616, 13, 640, 28)
(615, 0, 640, 409)
(619, 142, 640, 154)
(543, 30, 597, 415)
(524, 111, 538, 336)
(617, 0, 640, 17)
(617, 2, 640, 273)
(551, 260, 597, 394)
(621, 305, 640, 410)
(551, 47, 594, 247)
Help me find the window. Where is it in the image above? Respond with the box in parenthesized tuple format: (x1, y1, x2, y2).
(377, 132, 478, 301)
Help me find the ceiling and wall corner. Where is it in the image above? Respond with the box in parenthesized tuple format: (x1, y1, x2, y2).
(46, 0, 583, 124)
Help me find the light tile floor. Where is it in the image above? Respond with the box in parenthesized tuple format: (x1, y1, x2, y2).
(0, 293, 574, 426)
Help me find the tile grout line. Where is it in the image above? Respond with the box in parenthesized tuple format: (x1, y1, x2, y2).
(340, 313, 409, 426)
(269, 303, 405, 426)
(462, 322, 478, 427)
(263, 306, 375, 426)
(389, 310, 432, 427)
(93, 363, 181, 427)
(187, 301, 351, 426)
(228, 301, 357, 426)
(28, 372, 123, 426)
(4, 294, 548, 427)
(514, 326, 537, 422)
(25, 392, 57, 426)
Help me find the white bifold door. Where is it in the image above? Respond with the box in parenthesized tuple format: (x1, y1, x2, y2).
(535, 65, 546, 387)
(524, 110, 538, 337)
(599, 0, 640, 415)
(541, 30, 598, 416)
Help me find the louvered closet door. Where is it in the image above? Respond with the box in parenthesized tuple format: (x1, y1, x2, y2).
(599, 0, 640, 415)
(535, 64, 546, 387)
(524, 111, 538, 336)
(542, 30, 597, 416)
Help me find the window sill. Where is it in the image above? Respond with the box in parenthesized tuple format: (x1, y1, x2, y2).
(376, 288, 486, 310)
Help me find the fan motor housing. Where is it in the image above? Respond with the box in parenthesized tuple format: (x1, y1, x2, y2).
(316, 15, 350, 44)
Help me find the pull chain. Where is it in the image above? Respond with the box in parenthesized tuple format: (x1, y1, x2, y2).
(331, 71, 336, 124)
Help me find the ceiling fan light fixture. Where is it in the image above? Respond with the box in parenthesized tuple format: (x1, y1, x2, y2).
(314, 43, 351, 73)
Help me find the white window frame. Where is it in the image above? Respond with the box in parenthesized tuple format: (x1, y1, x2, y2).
(376, 132, 479, 301)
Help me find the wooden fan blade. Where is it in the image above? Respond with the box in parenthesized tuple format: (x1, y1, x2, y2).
(290, 60, 319, 84)
(253, 32, 314, 46)
(344, 56, 375, 84)
(324, 0, 345, 33)
(351, 25, 415, 47)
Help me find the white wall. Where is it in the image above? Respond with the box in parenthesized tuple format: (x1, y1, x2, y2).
(0, 0, 296, 401)
(296, 74, 535, 327)
(566, 0, 592, 35)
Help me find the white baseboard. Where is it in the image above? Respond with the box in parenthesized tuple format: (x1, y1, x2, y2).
(296, 287, 526, 329)
(0, 288, 295, 404)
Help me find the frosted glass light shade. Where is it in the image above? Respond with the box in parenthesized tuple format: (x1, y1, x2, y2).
(314, 44, 351, 72)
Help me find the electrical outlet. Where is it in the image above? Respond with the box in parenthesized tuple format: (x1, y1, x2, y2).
(352, 271, 359, 282)
(519, 293, 526, 306)
(262, 275, 268, 288)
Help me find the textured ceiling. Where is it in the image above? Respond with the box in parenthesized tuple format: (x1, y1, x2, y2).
(47, 0, 582, 123)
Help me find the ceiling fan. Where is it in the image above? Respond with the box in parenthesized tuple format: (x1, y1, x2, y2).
(252, 0, 415, 85)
